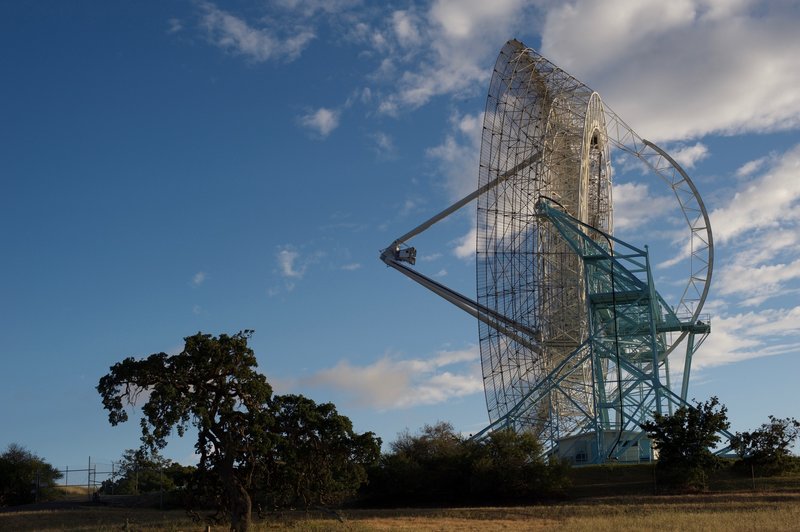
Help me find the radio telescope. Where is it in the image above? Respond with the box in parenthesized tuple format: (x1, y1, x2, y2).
(381, 40, 728, 463)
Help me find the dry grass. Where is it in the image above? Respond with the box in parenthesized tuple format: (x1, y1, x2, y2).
(0, 506, 195, 531)
(50, 485, 94, 500)
(2, 491, 799, 531)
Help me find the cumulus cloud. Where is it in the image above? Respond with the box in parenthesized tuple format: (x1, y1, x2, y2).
(541, 0, 800, 141)
(452, 227, 477, 259)
(668, 142, 709, 169)
(612, 182, 674, 231)
(194, 1, 800, 145)
(192, 271, 207, 286)
(299, 107, 340, 137)
(199, 2, 315, 62)
(371, 0, 533, 112)
(306, 346, 482, 409)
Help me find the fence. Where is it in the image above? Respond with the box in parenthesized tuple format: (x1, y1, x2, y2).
(48, 457, 169, 505)
(53, 457, 114, 499)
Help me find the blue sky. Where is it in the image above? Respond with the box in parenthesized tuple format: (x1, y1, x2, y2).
(2, 0, 800, 473)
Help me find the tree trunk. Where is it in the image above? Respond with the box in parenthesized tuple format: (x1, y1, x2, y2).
(228, 480, 252, 532)
(220, 456, 251, 532)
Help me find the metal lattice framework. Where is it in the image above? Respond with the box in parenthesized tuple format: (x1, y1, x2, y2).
(476, 41, 613, 440)
(380, 40, 722, 463)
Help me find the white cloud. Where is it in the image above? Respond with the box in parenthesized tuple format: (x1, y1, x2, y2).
(697, 144, 800, 366)
(612, 182, 674, 231)
(717, 259, 800, 307)
(728, 230, 798, 270)
(541, 0, 800, 141)
(710, 143, 800, 244)
(167, 18, 183, 34)
(195, 1, 800, 147)
(341, 262, 362, 271)
(372, 0, 532, 112)
(452, 227, 476, 260)
(735, 155, 770, 178)
(392, 9, 422, 48)
(307, 346, 482, 409)
(425, 112, 484, 260)
(427, 111, 483, 200)
(693, 307, 800, 370)
(370, 131, 396, 158)
(275, 0, 361, 17)
(192, 271, 207, 286)
(275, 246, 325, 287)
(669, 142, 709, 169)
(419, 252, 443, 262)
(200, 2, 315, 63)
(714, 222, 800, 307)
(431, 0, 510, 38)
(299, 107, 340, 137)
(400, 198, 419, 216)
(277, 249, 304, 278)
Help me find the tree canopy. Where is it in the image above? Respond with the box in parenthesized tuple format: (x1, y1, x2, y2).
(98, 331, 276, 530)
(363, 422, 569, 506)
(261, 394, 381, 509)
(97, 331, 378, 531)
(732, 416, 800, 474)
(642, 396, 730, 490)
(0, 443, 62, 506)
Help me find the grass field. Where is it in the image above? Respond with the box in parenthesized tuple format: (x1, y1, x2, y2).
(2, 491, 799, 531)
(3, 466, 799, 531)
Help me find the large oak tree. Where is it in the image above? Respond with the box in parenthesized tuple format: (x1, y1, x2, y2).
(98, 331, 380, 531)
(98, 331, 273, 531)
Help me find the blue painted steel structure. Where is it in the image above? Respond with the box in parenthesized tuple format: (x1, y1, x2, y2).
(470, 199, 728, 462)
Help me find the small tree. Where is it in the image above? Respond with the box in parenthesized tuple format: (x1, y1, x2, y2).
(0, 444, 62, 506)
(467, 429, 569, 501)
(98, 331, 274, 531)
(732, 416, 800, 475)
(366, 421, 469, 505)
(641, 396, 730, 491)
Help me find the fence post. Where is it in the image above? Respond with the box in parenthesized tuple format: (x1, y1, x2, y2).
(88, 457, 91, 501)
